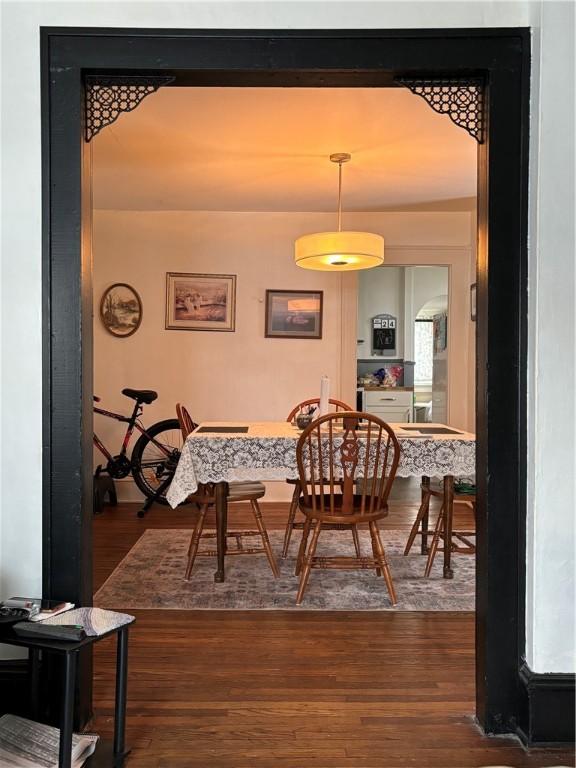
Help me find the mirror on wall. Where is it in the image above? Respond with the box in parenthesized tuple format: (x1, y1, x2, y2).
(356, 265, 449, 424)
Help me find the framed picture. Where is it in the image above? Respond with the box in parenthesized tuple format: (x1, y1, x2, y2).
(433, 312, 448, 353)
(470, 282, 477, 321)
(265, 289, 323, 339)
(165, 272, 236, 332)
(100, 283, 142, 337)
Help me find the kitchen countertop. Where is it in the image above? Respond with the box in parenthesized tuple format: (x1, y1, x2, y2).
(361, 386, 414, 391)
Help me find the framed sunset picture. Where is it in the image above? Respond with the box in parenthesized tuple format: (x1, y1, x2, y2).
(265, 289, 323, 339)
(165, 272, 236, 332)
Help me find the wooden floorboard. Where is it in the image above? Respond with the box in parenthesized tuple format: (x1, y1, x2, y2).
(92, 503, 574, 767)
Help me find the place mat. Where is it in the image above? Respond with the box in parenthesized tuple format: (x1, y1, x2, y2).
(196, 426, 249, 434)
(399, 427, 464, 435)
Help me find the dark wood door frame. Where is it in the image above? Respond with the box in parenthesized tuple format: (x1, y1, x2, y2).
(41, 27, 531, 736)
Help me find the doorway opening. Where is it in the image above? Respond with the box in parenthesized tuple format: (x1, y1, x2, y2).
(42, 27, 530, 743)
(91, 85, 476, 619)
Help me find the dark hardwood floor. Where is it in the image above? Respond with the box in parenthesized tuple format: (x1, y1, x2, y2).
(92, 499, 574, 767)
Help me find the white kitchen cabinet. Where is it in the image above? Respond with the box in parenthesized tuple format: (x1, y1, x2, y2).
(432, 351, 448, 424)
(363, 389, 413, 423)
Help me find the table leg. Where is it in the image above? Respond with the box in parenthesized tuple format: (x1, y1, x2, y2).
(443, 475, 455, 579)
(59, 650, 77, 768)
(214, 481, 228, 583)
(29, 648, 41, 720)
(113, 627, 129, 758)
(420, 475, 430, 554)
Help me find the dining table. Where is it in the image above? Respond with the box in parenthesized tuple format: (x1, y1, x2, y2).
(166, 421, 476, 582)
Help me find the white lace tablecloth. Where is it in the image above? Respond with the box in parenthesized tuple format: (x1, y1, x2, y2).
(167, 421, 476, 508)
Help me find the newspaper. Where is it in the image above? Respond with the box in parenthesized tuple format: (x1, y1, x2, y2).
(0, 715, 98, 767)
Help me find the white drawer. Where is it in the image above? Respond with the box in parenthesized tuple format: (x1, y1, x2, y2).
(364, 390, 412, 407)
(365, 404, 413, 423)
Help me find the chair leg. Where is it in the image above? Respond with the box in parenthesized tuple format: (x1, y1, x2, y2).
(296, 521, 322, 606)
(424, 505, 445, 578)
(185, 505, 208, 580)
(295, 517, 312, 576)
(282, 482, 301, 558)
(369, 521, 397, 606)
(351, 525, 361, 558)
(404, 491, 431, 555)
(369, 525, 382, 576)
(250, 499, 280, 578)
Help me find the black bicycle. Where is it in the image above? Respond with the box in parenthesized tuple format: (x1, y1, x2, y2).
(93, 388, 182, 517)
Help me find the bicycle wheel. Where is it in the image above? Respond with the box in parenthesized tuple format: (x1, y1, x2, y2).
(131, 419, 183, 505)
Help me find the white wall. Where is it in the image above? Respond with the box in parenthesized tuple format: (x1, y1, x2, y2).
(411, 267, 449, 321)
(524, 0, 575, 673)
(356, 266, 404, 358)
(93, 209, 345, 502)
(467, 212, 477, 442)
(357, 264, 451, 393)
(358, 266, 405, 357)
(353, 232, 474, 431)
(1, 0, 573, 674)
(94, 211, 470, 499)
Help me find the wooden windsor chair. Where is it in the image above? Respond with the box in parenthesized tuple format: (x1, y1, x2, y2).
(175, 404, 279, 580)
(282, 397, 354, 559)
(294, 411, 401, 606)
(403, 478, 476, 577)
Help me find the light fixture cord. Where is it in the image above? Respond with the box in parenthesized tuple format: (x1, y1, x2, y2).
(337, 160, 343, 232)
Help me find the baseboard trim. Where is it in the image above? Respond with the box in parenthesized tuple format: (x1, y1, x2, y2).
(0, 659, 29, 716)
(518, 661, 575, 745)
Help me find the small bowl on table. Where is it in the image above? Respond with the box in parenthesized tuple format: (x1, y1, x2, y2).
(296, 414, 313, 430)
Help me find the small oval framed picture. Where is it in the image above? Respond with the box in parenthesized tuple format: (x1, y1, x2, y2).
(100, 283, 142, 337)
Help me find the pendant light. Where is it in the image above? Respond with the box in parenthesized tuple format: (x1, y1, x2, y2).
(294, 153, 384, 271)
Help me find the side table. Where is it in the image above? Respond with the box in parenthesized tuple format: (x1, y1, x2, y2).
(0, 615, 134, 768)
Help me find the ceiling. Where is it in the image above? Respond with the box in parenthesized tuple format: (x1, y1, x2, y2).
(92, 87, 477, 213)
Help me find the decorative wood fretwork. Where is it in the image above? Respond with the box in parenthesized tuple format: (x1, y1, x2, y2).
(84, 76, 175, 142)
(396, 77, 485, 143)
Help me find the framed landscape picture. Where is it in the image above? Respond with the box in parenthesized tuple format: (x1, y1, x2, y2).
(165, 272, 236, 332)
(433, 312, 448, 353)
(265, 289, 323, 339)
(100, 283, 142, 337)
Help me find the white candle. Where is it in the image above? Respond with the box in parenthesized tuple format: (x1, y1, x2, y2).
(319, 375, 330, 416)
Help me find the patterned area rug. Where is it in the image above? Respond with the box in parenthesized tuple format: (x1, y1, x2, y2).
(94, 529, 474, 611)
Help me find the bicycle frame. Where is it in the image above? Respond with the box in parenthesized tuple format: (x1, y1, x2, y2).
(93, 400, 172, 461)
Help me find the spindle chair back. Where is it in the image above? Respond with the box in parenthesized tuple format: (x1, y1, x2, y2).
(281, 397, 353, 558)
(297, 411, 400, 523)
(176, 403, 198, 440)
(294, 411, 401, 605)
(175, 403, 278, 580)
(286, 397, 353, 423)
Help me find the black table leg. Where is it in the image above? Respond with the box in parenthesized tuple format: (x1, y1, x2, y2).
(214, 481, 228, 583)
(59, 650, 77, 768)
(443, 474, 455, 579)
(113, 627, 129, 758)
(29, 648, 41, 720)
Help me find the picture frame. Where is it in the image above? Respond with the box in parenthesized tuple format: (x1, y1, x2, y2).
(100, 283, 142, 337)
(165, 272, 236, 332)
(433, 312, 448, 353)
(470, 282, 477, 321)
(265, 289, 323, 339)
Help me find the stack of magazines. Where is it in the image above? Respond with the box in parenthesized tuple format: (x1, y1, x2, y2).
(0, 598, 74, 622)
(0, 715, 98, 767)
